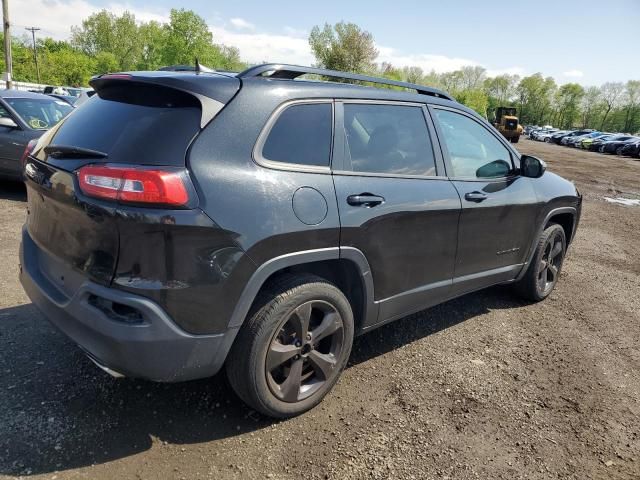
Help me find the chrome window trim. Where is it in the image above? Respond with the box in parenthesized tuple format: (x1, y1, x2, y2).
(338, 99, 446, 179)
(253, 98, 334, 174)
(429, 104, 520, 182)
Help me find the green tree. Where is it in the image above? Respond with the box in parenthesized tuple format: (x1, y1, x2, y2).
(621, 80, 640, 133)
(71, 10, 142, 70)
(455, 88, 489, 117)
(94, 51, 119, 74)
(554, 83, 585, 128)
(309, 22, 378, 73)
(598, 82, 625, 130)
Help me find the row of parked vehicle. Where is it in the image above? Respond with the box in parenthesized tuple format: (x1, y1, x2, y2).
(524, 126, 640, 158)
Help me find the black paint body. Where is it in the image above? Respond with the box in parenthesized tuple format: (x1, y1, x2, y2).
(19, 69, 582, 381)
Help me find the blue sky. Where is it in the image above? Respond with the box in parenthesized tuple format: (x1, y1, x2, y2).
(15, 0, 640, 85)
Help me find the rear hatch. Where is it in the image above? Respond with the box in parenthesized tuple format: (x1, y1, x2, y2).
(24, 72, 240, 290)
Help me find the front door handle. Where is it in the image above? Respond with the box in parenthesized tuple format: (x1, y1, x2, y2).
(347, 193, 385, 207)
(464, 191, 488, 203)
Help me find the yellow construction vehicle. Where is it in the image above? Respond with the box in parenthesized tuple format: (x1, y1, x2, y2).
(494, 107, 523, 143)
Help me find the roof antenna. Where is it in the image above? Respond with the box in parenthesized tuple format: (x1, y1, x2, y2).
(195, 58, 215, 74)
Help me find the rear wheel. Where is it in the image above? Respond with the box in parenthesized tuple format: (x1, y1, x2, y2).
(616, 146, 624, 156)
(514, 223, 566, 302)
(511, 135, 519, 144)
(226, 274, 354, 418)
(544, 137, 550, 143)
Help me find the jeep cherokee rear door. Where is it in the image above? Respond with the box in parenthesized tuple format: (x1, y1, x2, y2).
(332, 101, 461, 328)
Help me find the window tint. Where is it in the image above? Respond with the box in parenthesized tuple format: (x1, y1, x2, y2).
(344, 104, 436, 176)
(433, 109, 513, 179)
(48, 84, 201, 166)
(262, 103, 332, 167)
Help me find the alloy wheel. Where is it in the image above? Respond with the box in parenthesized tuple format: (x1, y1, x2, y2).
(537, 232, 564, 295)
(266, 300, 345, 403)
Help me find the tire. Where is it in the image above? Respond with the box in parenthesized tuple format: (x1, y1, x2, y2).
(511, 136, 519, 144)
(599, 145, 605, 153)
(226, 273, 354, 418)
(514, 223, 566, 302)
(616, 147, 624, 156)
(544, 138, 550, 143)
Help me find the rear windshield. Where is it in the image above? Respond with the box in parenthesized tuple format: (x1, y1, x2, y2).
(48, 83, 201, 166)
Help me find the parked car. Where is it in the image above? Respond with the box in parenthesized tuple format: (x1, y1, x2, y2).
(46, 93, 77, 106)
(19, 64, 582, 418)
(619, 140, 640, 157)
(589, 134, 627, 151)
(551, 130, 593, 145)
(531, 128, 557, 140)
(566, 131, 600, 148)
(537, 129, 567, 142)
(43, 86, 91, 98)
(559, 129, 595, 145)
(579, 133, 614, 150)
(599, 136, 640, 154)
(0, 90, 74, 180)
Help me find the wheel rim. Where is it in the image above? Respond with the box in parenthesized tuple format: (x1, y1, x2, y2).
(537, 232, 564, 295)
(266, 300, 344, 403)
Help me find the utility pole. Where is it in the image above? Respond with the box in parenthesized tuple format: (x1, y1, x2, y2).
(2, 0, 12, 89)
(25, 26, 40, 84)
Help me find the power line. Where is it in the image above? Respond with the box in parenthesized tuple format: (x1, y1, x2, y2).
(25, 26, 41, 84)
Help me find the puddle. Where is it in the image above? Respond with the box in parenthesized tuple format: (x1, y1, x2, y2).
(603, 196, 640, 206)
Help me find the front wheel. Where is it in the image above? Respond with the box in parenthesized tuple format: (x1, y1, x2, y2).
(511, 135, 520, 144)
(226, 274, 354, 418)
(514, 223, 566, 302)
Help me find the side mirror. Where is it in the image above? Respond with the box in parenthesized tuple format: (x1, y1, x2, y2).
(476, 159, 513, 178)
(520, 155, 546, 178)
(0, 117, 18, 129)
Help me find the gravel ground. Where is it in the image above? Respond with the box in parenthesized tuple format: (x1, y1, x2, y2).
(0, 139, 639, 480)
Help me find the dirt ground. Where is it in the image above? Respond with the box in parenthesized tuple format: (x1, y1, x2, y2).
(1, 139, 639, 480)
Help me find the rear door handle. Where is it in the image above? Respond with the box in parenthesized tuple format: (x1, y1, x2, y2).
(347, 193, 385, 207)
(464, 191, 488, 202)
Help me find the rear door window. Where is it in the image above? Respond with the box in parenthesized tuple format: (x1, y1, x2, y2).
(47, 84, 201, 166)
(343, 103, 437, 176)
(261, 102, 332, 167)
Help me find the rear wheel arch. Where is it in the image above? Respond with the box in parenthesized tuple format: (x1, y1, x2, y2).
(227, 248, 375, 333)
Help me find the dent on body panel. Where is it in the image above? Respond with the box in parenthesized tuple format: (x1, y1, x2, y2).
(113, 208, 256, 334)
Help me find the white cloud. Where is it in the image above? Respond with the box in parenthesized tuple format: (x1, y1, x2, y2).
(563, 69, 584, 78)
(283, 26, 308, 38)
(209, 26, 314, 65)
(12, 0, 167, 39)
(13, 0, 525, 79)
(376, 45, 479, 73)
(486, 66, 527, 77)
(229, 18, 255, 31)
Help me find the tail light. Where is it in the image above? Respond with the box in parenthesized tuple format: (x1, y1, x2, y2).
(21, 139, 38, 167)
(77, 165, 191, 207)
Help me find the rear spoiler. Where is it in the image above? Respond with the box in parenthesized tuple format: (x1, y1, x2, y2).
(90, 72, 240, 128)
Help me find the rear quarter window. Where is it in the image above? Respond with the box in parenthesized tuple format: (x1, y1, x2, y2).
(260, 102, 332, 168)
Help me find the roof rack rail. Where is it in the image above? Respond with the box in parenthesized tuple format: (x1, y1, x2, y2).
(237, 63, 454, 101)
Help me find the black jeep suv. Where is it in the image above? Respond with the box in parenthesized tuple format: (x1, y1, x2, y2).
(19, 64, 581, 418)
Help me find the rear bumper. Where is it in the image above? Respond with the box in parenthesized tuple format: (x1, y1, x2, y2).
(19, 226, 237, 382)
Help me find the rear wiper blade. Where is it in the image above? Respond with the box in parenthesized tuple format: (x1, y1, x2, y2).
(44, 144, 108, 159)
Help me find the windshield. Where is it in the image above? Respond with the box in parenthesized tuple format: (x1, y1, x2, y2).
(6, 97, 73, 130)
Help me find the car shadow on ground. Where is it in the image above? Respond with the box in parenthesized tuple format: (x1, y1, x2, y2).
(0, 180, 27, 202)
(0, 287, 525, 476)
